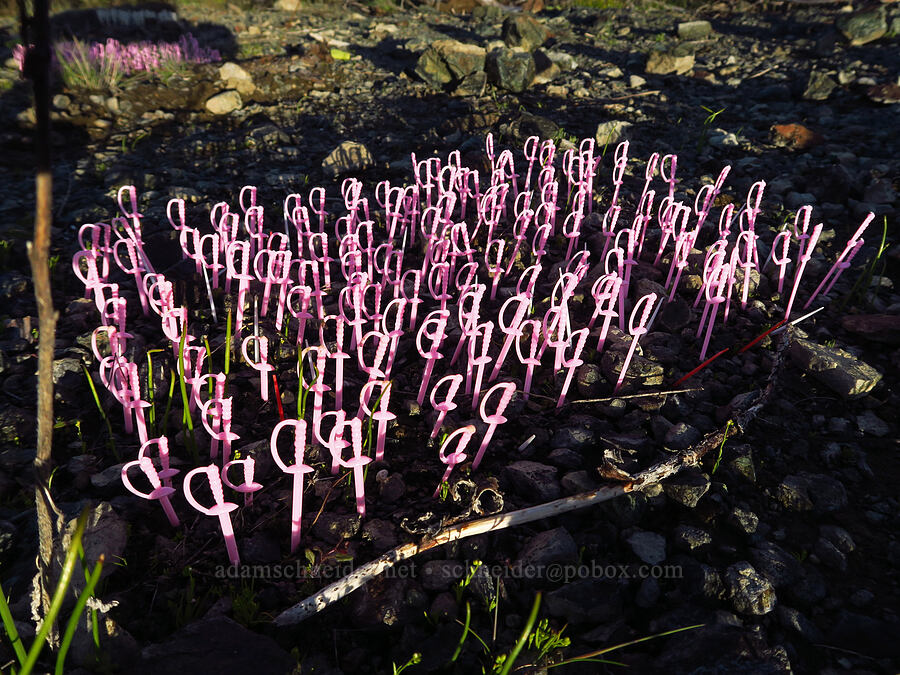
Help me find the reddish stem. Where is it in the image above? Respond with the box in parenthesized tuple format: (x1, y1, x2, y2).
(272, 373, 285, 421)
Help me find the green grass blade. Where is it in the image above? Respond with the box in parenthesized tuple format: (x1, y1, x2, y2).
(21, 510, 91, 675)
(177, 329, 198, 462)
(0, 581, 27, 667)
(451, 601, 471, 663)
(498, 592, 541, 675)
(55, 555, 105, 675)
(225, 307, 232, 376)
(547, 623, 704, 668)
(202, 335, 213, 397)
(80, 363, 118, 460)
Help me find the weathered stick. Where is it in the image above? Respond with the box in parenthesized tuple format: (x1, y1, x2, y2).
(22, 0, 65, 645)
(273, 329, 791, 626)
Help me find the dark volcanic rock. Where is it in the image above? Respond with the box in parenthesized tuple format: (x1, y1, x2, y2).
(135, 616, 295, 674)
(485, 47, 536, 93)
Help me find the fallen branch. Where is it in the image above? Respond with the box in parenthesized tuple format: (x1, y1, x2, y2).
(273, 328, 791, 626)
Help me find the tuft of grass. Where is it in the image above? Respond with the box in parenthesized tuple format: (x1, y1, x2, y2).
(14, 34, 221, 92)
(0, 508, 105, 675)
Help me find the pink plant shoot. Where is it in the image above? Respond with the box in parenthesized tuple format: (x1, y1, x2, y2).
(429, 374, 463, 439)
(70, 127, 880, 565)
(222, 458, 263, 507)
(434, 425, 477, 498)
(184, 465, 240, 565)
(271, 419, 314, 553)
(615, 292, 658, 393)
(122, 455, 180, 527)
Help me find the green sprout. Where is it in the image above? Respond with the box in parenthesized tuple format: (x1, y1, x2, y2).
(81, 362, 118, 459)
(711, 419, 733, 475)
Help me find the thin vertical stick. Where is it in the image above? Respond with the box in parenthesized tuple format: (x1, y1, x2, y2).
(23, 0, 63, 646)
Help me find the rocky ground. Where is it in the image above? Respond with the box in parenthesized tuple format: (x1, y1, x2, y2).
(0, 0, 899, 673)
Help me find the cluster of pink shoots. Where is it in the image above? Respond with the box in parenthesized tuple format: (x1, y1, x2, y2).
(13, 33, 220, 76)
(72, 134, 872, 563)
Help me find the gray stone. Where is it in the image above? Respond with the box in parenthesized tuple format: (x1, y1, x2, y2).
(560, 470, 597, 495)
(672, 524, 712, 551)
(350, 577, 423, 628)
(429, 592, 458, 623)
(533, 50, 561, 84)
(550, 414, 598, 449)
(820, 524, 855, 553)
(836, 6, 888, 46)
(136, 616, 295, 674)
(789, 338, 882, 398)
(455, 70, 487, 96)
(322, 141, 374, 178)
(827, 611, 900, 658)
(594, 120, 632, 148)
(205, 90, 242, 115)
(677, 20, 712, 41)
(626, 530, 666, 565)
(724, 561, 776, 615)
(546, 447, 583, 470)
(242, 531, 280, 564)
(376, 472, 406, 504)
(749, 543, 804, 588)
(856, 410, 890, 437)
(545, 578, 624, 624)
(663, 423, 702, 452)
(602, 491, 646, 528)
(421, 560, 464, 592)
(90, 462, 127, 492)
(0, 520, 16, 560)
(803, 71, 837, 101)
(658, 296, 691, 331)
(786, 568, 827, 607)
(662, 470, 710, 507)
(849, 589, 874, 607)
(485, 47, 536, 93)
(653, 622, 791, 672)
(71, 616, 139, 670)
(723, 444, 756, 483)
(517, 527, 577, 568)
(706, 128, 742, 148)
(629, 74, 646, 88)
(52, 357, 83, 387)
(62, 502, 128, 583)
(502, 14, 550, 52)
(645, 48, 694, 76)
(636, 577, 661, 608)
(575, 363, 603, 397)
(218, 62, 255, 96)
(600, 351, 663, 390)
(502, 460, 560, 501)
(776, 605, 824, 642)
(311, 511, 362, 544)
(778, 472, 847, 514)
(813, 537, 847, 571)
(600, 65, 623, 79)
(415, 40, 486, 90)
(682, 561, 725, 601)
(361, 519, 398, 551)
(863, 177, 898, 204)
(728, 507, 759, 535)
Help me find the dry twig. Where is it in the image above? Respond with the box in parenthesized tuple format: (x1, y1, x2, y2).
(274, 328, 792, 626)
